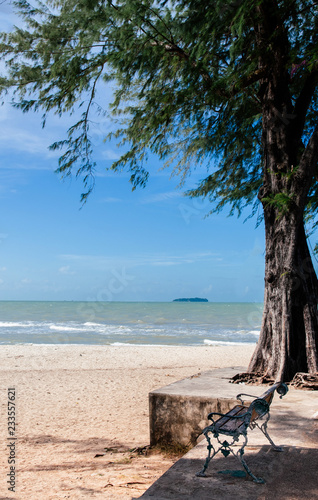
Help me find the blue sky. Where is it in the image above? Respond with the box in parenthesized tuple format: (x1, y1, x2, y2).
(0, 2, 266, 302)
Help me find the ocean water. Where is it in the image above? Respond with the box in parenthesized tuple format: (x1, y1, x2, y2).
(0, 301, 262, 346)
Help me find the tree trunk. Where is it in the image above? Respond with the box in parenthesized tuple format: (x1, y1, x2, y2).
(248, 5, 318, 382)
(248, 207, 318, 382)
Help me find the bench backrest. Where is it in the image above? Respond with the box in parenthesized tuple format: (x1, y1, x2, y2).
(237, 382, 288, 422)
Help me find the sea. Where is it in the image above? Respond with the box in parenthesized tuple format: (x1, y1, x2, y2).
(0, 301, 262, 346)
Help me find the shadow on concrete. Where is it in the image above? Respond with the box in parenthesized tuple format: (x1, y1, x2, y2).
(143, 367, 318, 499)
(137, 444, 318, 499)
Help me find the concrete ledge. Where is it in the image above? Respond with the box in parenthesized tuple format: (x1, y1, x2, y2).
(149, 367, 246, 446)
(141, 368, 318, 499)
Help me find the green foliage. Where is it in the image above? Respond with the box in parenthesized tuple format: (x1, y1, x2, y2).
(262, 192, 295, 218)
(0, 0, 318, 218)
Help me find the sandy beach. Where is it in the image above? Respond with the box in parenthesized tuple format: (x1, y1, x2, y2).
(0, 344, 255, 499)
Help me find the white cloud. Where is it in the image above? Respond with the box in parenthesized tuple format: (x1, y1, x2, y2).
(59, 250, 220, 270)
(58, 266, 76, 275)
(99, 197, 123, 203)
(0, 102, 10, 122)
(140, 191, 183, 204)
(101, 149, 121, 160)
(152, 261, 182, 266)
(0, 5, 17, 31)
(0, 126, 60, 158)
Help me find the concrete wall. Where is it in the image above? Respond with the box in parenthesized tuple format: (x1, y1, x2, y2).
(149, 368, 247, 447)
(149, 392, 238, 446)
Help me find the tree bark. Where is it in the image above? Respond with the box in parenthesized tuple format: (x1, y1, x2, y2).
(247, 97, 318, 383)
(248, 207, 318, 382)
(246, 3, 318, 383)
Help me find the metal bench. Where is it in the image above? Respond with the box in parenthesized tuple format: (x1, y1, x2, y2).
(196, 382, 288, 483)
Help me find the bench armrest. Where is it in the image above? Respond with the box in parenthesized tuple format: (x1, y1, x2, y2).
(236, 382, 288, 404)
(207, 409, 249, 423)
(236, 393, 259, 404)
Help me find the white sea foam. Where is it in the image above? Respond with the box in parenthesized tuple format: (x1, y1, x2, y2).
(0, 301, 264, 345)
(110, 342, 138, 346)
(203, 339, 255, 346)
(110, 342, 168, 347)
(49, 325, 87, 332)
(0, 321, 31, 327)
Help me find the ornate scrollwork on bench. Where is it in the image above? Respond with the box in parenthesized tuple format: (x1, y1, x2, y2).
(196, 382, 288, 483)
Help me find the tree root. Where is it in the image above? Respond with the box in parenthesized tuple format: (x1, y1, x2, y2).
(290, 372, 318, 390)
(231, 372, 275, 385)
(231, 371, 318, 390)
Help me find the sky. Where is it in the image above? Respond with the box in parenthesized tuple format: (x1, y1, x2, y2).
(0, 2, 268, 303)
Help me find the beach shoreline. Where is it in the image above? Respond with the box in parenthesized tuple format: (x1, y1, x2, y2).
(0, 344, 255, 499)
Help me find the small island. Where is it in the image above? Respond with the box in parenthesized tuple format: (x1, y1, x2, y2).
(173, 297, 208, 302)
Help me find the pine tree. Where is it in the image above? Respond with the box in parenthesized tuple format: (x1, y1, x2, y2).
(1, 0, 318, 383)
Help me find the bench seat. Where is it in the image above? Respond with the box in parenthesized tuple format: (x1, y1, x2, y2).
(213, 404, 250, 434)
(196, 382, 288, 483)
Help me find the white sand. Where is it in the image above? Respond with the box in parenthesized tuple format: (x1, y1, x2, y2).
(0, 344, 255, 499)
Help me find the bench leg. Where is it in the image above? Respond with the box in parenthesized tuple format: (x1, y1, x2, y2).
(256, 413, 283, 452)
(196, 428, 237, 477)
(238, 435, 265, 484)
(196, 430, 216, 477)
(196, 430, 264, 483)
(196, 429, 266, 483)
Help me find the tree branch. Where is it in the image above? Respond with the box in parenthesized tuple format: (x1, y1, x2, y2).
(292, 65, 318, 145)
(297, 124, 318, 203)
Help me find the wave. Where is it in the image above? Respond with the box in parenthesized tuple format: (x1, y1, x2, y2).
(203, 339, 256, 346)
(110, 342, 172, 347)
(49, 325, 88, 332)
(0, 315, 261, 345)
(0, 321, 32, 328)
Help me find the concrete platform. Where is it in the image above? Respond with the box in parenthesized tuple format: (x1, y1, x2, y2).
(149, 367, 247, 446)
(139, 368, 318, 499)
